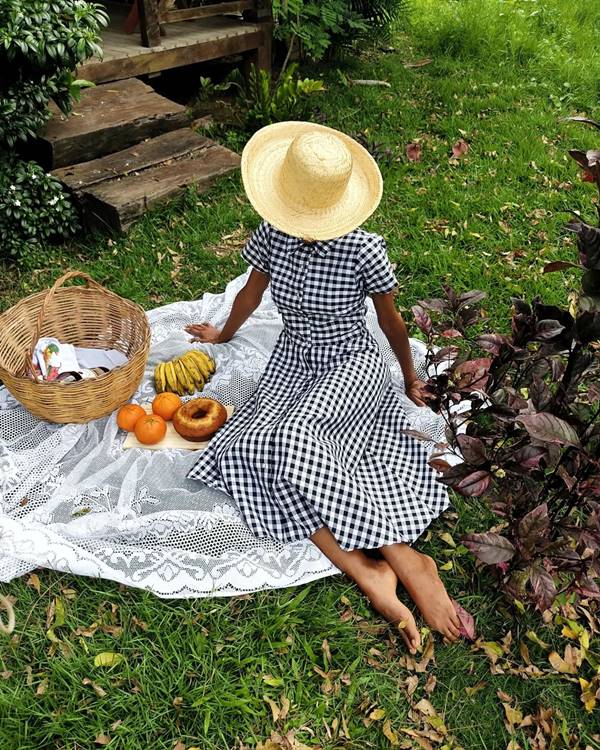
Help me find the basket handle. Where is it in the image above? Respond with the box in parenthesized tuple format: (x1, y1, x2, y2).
(25, 271, 107, 376)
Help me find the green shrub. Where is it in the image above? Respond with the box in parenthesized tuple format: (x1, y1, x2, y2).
(200, 63, 325, 132)
(0, 0, 106, 259)
(272, 0, 408, 61)
(0, 157, 80, 259)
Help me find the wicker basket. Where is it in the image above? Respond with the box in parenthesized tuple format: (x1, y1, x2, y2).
(0, 271, 151, 424)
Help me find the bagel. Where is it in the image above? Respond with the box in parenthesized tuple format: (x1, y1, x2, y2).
(172, 397, 227, 442)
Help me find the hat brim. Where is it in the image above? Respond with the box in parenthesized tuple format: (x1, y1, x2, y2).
(241, 121, 383, 241)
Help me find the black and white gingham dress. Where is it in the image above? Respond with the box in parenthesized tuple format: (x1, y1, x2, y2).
(188, 221, 448, 551)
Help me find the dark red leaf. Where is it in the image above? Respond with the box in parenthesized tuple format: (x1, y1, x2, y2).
(517, 413, 580, 447)
(579, 476, 600, 497)
(456, 434, 487, 465)
(454, 470, 492, 497)
(529, 564, 557, 612)
(418, 297, 445, 313)
(411, 304, 433, 335)
(441, 328, 463, 338)
(518, 503, 549, 555)
(451, 138, 469, 158)
(512, 444, 547, 469)
(534, 319, 565, 341)
(406, 142, 422, 162)
(454, 358, 492, 391)
(463, 532, 516, 564)
(476, 333, 510, 355)
(452, 600, 476, 640)
(457, 290, 486, 308)
(543, 261, 579, 274)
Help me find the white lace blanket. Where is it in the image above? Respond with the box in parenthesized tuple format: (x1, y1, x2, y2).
(0, 272, 448, 598)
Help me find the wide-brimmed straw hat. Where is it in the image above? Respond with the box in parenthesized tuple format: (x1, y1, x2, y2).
(241, 121, 383, 241)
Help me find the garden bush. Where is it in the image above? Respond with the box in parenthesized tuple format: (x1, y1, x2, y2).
(0, 0, 107, 258)
(272, 0, 408, 62)
(414, 120, 600, 615)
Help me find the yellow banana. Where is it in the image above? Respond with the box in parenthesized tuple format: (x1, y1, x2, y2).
(180, 355, 205, 391)
(196, 349, 215, 374)
(164, 361, 178, 393)
(175, 359, 194, 395)
(154, 363, 165, 393)
(187, 350, 211, 379)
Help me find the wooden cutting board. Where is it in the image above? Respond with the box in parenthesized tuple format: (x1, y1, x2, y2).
(123, 403, 234, 451)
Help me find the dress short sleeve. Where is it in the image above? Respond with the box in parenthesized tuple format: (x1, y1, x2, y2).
(241, 220, 271, 275)
(358, 235, 397, 295)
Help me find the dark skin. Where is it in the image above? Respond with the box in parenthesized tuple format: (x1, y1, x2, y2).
(186, 268, 461, 646)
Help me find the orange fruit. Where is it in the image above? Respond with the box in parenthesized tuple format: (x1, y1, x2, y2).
(117, 403, 146, 432)
(152, 392, 182, 421)
(134, 414, 167, 445)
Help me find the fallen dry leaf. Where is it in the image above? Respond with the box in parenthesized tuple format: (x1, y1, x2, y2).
(406, 142, 422, 162)
(94, 735, 111, 746)
(452, 600, 476, 640)
(451, 138, 470, 158)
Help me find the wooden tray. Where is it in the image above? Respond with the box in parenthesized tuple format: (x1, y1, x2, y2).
(123, 403, 234, 451)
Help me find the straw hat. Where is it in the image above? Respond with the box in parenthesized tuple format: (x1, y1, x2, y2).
(241, 121, 383, 241)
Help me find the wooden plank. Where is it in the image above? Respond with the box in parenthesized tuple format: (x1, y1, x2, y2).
(161, 1, 254, 24)
(80, 141, 240, 232)
(138, 0, 161, 46)
(53, 129, 217, 190)
(38, 79, 188, 168)
(79, 29, 262, 84)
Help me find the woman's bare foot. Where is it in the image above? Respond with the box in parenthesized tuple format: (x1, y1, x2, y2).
(353, 559, 421, 654)
(382, 545, 461, 642)
(309, 527, 420, 653)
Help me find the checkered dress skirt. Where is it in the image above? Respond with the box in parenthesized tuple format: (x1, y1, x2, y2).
(188, 222, 448, 551)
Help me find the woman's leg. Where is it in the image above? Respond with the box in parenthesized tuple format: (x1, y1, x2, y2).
(311, 527, 420, 654)
(380, 543, 461, 641)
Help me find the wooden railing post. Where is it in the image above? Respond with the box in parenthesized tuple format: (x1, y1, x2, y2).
(243, 0, 272, 72)
(138, 0, 161, 47)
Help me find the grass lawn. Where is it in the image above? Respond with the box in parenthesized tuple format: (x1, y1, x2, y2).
(2, 1, 600, 748)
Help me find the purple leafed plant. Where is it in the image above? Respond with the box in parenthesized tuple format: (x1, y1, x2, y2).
(414, 120, 600, 614)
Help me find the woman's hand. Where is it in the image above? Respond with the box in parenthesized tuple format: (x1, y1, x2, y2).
(185, 323, 222, 344)
(405, 378, 428, 407)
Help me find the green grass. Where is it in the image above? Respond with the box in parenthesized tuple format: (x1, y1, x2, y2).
(2, 1, 600, 747)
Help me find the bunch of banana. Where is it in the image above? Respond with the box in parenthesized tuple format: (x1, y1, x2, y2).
(154, 350, 215, 396)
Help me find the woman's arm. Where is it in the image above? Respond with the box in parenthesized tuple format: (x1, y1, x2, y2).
(185, 269, 270, 344)
(372, 291, 427, 406)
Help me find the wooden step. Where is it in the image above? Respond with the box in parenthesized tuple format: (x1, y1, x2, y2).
(38, 78, 189, 169)
(53, 128, 240, 232)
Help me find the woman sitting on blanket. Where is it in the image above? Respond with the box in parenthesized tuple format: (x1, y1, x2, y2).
(186, 122, 461, 652)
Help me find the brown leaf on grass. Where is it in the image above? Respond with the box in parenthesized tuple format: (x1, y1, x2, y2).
(321, 638, 332, 666)
(82, 677, 107, 698)
(35, 679, 48, 696)
(424, 674, 437, 694)
(415, 633, 435, 673)
(382, 719, 400, 746)
(465, 681, 486, 696)
(451, 138, 470, 158)
(26, 573, 41, 594)
(548, 645, 582, 674)
(256, 730, 315, 750)
(94, 735, 111, 746)
(406, 142, 422, 162)
(173, 742, 186, 750)
(404, 675, 419, 697)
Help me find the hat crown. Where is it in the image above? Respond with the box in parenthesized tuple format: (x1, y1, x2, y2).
(280, 132, 353, 209)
